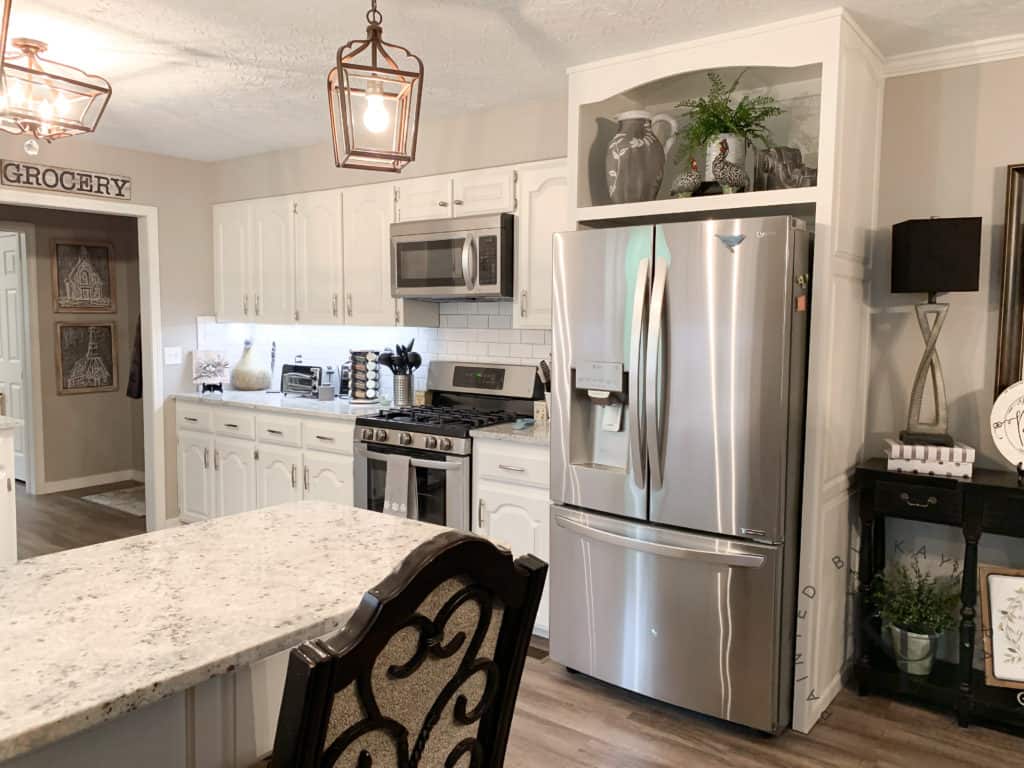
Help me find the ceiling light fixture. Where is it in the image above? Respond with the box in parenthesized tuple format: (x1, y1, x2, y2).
(327, 0, 423, 172)
(0, 1, 112, 156)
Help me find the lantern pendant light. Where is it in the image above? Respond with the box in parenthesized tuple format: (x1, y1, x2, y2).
(328, 0, 423, 172)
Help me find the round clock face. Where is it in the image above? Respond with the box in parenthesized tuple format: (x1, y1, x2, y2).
(991, 380, 1024, 466)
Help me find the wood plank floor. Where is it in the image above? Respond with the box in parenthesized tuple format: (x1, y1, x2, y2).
(16, 481, 146, 560)
(508, 656, 1024, 767)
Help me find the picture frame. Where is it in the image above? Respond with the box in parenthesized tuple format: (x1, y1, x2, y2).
(56, 322, 118, 395)
(995, 164, 1024, 395)
(979, 564, 1024, 690)
(51, 239, 116, 313)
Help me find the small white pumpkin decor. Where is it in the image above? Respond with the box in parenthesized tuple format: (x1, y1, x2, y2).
(230, 339, 271, 391)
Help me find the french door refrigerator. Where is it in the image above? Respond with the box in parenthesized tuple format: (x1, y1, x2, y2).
(549, 216, 810, 734)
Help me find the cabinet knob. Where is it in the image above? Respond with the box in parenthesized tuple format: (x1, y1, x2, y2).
(438, 201, 449, 207)
(453, 199, 464, 206)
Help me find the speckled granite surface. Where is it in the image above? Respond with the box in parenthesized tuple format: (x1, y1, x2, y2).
(0, 503, 443, 761)
(174, 391, 383, 421)
(470, 421, 550, 446)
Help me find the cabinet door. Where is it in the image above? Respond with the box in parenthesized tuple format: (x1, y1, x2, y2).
(395, 175, 452, 222)
(215, 437, 257, 518)
(476, 481, 550, 634)
(515, 162, 569, 329)
(250, 197, 295, 323)
(213, 202, 251, 322)
(341, 184, 398, 326)
(452, 168, 515, 216)
(294, 190, 344, 324)
(257, 445, 302, 508)
(303, 451, 354, 506)
(179, 431, 214, 523)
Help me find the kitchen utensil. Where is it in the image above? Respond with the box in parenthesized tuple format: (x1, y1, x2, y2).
(539, 360, 551, 392)
(408, 351, 422, 371)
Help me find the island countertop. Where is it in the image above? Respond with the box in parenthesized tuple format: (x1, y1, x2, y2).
(0, 503, 443, 761)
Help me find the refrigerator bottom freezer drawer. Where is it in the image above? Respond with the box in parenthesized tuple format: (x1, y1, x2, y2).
(549, 506, 787, 733)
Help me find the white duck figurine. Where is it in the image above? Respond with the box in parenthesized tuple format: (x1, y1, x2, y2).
(670, 158, 702, 198)
(712, 138, 749, 193)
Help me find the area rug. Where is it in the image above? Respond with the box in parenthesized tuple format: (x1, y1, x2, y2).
(81, 486, 147, 517)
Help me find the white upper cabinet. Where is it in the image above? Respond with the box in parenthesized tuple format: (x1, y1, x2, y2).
(514, 161, 568, 329)
(294, 190, 344, 324)
(341, 183, 399, 327)
(213, 202, 251, 322)
(452, 168, 515, 216)
(250, 197, 295, 323)
(394, 175, 452, 222)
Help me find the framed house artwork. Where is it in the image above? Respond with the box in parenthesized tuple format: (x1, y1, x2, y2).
(979, 564, 1024, 690)
(56, 322, 118, 395)
(52, 240, 116, 313)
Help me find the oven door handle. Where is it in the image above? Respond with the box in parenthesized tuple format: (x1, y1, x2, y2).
(364, 449, 456, 472)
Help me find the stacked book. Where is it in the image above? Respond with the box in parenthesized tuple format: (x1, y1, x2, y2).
(884, 439, 975, 478)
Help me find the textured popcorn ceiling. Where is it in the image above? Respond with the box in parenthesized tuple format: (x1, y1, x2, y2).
(13, 0, 1024, 161)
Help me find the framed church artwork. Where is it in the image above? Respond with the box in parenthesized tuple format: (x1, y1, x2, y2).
(56, 322, 118, 395)
(52, 240, 116, 313)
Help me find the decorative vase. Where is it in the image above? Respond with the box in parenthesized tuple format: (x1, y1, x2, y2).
(888, 624, 940, 676)
(230, 340, 271, 391)
(704, 132, 746, 182)
(605, 110, 678, 204)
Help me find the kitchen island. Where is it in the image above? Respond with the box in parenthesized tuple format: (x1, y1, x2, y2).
(0, 502, 443, 767)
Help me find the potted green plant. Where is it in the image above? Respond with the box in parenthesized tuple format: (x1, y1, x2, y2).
(870, 558, 961, 676)
(675, 70, 784, 183)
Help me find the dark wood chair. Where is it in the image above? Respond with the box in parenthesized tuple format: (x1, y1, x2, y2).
(268, 530, 548, 768)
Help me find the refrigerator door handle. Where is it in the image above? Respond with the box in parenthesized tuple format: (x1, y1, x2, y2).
(553, 513, 766, 568)
(645, 256, 668, 490)
(628, 257, 651, 490)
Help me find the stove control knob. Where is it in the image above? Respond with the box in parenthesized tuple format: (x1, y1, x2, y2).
(439, 437, 453, 451)
(361, 428, 374, 440)
(374, 429, 388, 442)
(424, 436, 438, 449)
(399, 432, 413, 446)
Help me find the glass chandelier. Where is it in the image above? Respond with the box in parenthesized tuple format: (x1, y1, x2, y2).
(327, 0, 423, 172)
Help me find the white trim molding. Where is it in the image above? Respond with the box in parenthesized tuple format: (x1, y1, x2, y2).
(886, 33, 1024, 78)
(39, 469, 144, 495)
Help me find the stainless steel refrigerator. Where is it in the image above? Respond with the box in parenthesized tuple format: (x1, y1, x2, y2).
(549, 216, 810, 734)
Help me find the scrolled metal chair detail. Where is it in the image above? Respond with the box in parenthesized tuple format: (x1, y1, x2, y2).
(268, 531, 547, 768)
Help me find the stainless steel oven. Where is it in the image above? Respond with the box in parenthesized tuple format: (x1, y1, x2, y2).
(390, 213, 514, 299)
(353, 442, 471, 530)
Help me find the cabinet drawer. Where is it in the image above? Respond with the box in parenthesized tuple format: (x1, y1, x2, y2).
(476, 442, 549, 490)
(302, 419, 355, 455)
(256, 414, 302, 447)
(213, 408, 256, 439)
(874, 480, 961, 524)
(177, 403, 213, 433)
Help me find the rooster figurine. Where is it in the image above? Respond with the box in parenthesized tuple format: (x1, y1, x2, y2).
(670, 158, 702, 198)
(712, 138, 749, 193)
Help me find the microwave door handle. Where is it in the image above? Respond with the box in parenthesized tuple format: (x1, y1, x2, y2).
(646, 256, 668, 490)
(461, 236, 476, 290)
(628, 257, 650, 490)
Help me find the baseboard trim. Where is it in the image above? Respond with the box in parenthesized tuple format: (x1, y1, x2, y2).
(39, 470, 143, 495)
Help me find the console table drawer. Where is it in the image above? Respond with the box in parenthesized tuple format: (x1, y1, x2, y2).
(874, 480, 961, 523)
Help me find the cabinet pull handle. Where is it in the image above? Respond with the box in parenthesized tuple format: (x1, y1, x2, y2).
(184, 416, 199, 423)
(899, 492, 938, 509)
(214, 450, 220, 471)
(204, 447, 210, 469)
(346, 293, 353, 317)
(266, 428, 284, 436)
(255, 295, 261, 316)
(478, 499, 485, 529)
(291, 464, 298, 489)
(224, 423, 239, 429)
(438, 200, 449, 207)
(304, 466, 310, 492)
(520, 289, 527, 317)
(453, 199, 464, 206)
(315, 435, 335, 442)
(6, 477, 11, 492)
(332, 294, 339, 317)
(243, 295, 249, 316)
(498, 463, 526, 473)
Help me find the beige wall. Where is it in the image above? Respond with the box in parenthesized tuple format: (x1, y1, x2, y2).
(0, 207, 144, 482)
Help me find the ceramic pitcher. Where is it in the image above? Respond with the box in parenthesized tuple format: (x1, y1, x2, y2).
(605, 111, 678, 204)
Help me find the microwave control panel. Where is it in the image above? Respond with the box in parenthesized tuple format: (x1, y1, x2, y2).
(478, 235, 498, 285)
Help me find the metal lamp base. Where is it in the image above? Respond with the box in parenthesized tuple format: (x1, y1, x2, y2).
(903, 300, 954, 447)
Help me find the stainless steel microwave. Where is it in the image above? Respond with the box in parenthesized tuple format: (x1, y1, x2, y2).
(390, 213, 514, 299)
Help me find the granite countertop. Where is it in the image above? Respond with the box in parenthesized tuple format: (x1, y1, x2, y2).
(174, 391, 384, 421)
(470, 420, 550, 446)
(0, 416, 20, 430)
(0, 503, 443, 761)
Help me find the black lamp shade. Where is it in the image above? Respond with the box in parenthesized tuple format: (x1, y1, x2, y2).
(891, 217, 981, 294)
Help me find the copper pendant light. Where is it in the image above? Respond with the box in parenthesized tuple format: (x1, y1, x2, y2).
(328, 0, 423, 172)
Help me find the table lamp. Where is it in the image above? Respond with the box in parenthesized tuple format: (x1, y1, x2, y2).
(891, 217, 981, 447)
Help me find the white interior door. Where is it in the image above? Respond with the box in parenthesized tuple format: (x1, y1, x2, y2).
(0, 232, 27, 480)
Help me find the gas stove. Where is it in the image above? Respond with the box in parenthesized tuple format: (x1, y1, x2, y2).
(356, 406, 518, 455)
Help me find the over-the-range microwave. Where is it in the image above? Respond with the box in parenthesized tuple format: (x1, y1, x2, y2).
(390, 212, 513, 300)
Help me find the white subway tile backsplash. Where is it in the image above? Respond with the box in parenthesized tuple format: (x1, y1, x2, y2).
(509, 343, 533, 358)
(467, 315, 489, 329)
(488, 343, 510, 357)
(531, 344, 551, 359)
(446, 341, 468, 355)
(520, 330, 545, 345)
(488, 315, 512, 329)
(442, 314, 468, 328)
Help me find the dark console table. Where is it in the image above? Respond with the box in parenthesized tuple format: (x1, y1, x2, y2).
(855, 459, 1024, 735)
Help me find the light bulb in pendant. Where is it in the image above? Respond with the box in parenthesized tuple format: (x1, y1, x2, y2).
(55, 93, 70, 117)
(362, 81, 389, 134)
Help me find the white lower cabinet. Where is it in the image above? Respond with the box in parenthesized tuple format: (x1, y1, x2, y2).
(303, 451, 353, 505)
(214, 437, 258, 518)
(472, 439, 551, 636)
(178, 431, 214, 523)
(257, 445, 303, 508)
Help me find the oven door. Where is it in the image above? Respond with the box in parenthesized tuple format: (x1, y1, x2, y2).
(353, 442, 470, 530)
